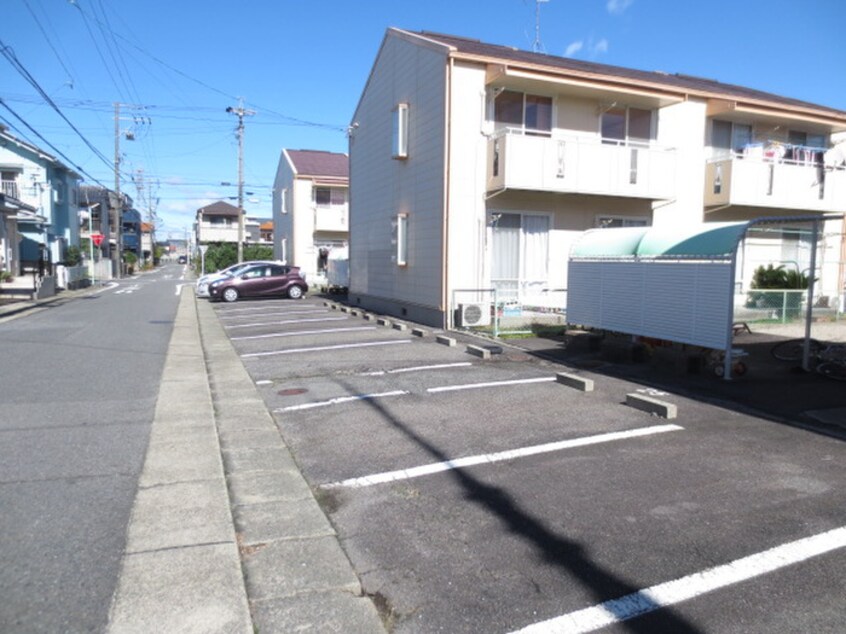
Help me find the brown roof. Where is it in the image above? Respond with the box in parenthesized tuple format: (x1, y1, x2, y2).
(260, 220, 273, 230)
(197, 201, 240, 217)
(286, 150, 349, 179)
(413, 31, 846, 120)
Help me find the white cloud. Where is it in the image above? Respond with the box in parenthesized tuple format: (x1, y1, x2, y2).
(564, 40, 584, 57)
(564, 37, 609, 59)
(607, 0, 634, 15)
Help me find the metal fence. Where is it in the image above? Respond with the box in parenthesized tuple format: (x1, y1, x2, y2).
(452, 287, 568, 337)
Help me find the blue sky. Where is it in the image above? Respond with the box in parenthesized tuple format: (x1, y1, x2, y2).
(3, 0, 845, 239)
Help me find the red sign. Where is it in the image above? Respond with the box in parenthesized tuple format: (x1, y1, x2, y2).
(91, 233, 104, 247)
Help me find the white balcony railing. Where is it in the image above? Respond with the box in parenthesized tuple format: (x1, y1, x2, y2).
(314, 204, 348, 232)
(2, 180, 21, 199)
(487, 130, 677, 200)
(705, 156, 846, 213)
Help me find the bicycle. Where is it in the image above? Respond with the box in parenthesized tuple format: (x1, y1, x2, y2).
(770, 338, 846, 382)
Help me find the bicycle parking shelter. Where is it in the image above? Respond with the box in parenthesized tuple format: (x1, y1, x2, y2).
(566, 215, 843, 380)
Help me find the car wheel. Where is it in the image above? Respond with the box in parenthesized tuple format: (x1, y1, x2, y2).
(223, 287, 239, 303)
(287, 285, 303, 300)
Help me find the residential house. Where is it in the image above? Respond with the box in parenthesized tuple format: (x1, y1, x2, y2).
(141, 222, 155, 264)
(122, 208, 142, 265)
(259, 219, 273, 244)
(194, 200, 262, 247)
(348, 29, 846, 328)
(79, 185, 134, 278)
(0, 174, 36, 278)
(0, 125, 81, 284)
(272, 149, 348, 282)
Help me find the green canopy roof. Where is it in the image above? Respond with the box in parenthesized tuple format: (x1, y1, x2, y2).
(571, 222, 749, 259)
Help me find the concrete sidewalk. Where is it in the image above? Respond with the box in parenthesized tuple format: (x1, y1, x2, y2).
(107, 289, 385, 633)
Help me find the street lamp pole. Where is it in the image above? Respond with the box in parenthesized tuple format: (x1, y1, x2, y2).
(226, 100, 255, 264)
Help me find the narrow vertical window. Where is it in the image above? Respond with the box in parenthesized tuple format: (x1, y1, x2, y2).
(393, 103, 409, 159)
(396, 213, 408, 266)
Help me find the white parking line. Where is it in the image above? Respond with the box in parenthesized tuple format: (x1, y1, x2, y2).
(255, 380, 273, 386)
(427, 376, 557, 393)
(226, 316, 348, 329)
(218, 309, 328, 319)
(322, 424, 683, 489)
(510, 525, 846, 634)
(241, 339, 411, 358)
(277, 390, 410, 412)
(359, 362, 473, 376)
(231, 326, 376, 341)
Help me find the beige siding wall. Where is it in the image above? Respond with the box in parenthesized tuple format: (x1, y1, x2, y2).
(271, 153, 294, 262)
(349, 33, 447, 314)
(555, 95, 601, 139)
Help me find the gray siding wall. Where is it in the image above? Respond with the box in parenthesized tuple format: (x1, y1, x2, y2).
(349, 33, 447, 322)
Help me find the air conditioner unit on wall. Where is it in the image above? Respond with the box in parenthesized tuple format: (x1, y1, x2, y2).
(457, 303, 491, 327)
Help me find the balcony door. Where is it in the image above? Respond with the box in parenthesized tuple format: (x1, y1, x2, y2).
(490, 212, 550, 301)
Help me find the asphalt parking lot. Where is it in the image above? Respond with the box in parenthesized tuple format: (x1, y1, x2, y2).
(209, 295, 846, 634)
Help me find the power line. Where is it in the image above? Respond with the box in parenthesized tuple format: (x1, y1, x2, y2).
(0, 38, 114, 169)
(0, 99, 107, 187)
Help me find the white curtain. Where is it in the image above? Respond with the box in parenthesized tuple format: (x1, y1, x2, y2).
(521, 214, 549, 283)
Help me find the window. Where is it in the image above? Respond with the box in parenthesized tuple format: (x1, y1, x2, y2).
(315, 188, 331, 205)
(601, 106, 653, 145)
(712, 120, 752, 155)
(490, 212, 550, 300)
(494, 90, 552, 135)
(788, 130, 827, 149)
(396, 213, 408, 266)
(331, 189, 346, 205)
(596, 216, 649, 228)
(392, 103, 409, 159)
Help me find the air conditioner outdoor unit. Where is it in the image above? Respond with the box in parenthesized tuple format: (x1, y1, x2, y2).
(457, 303, 491, 327)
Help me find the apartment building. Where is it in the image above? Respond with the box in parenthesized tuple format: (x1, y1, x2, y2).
(348, 28, 846, 328)
(272, 149, 349, 282)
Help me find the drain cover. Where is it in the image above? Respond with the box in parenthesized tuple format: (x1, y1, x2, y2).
(277, 388, 308, 396)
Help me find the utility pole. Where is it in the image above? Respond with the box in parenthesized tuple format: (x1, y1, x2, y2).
(226, 99, 255, 263)
(113, 102, 122, 278)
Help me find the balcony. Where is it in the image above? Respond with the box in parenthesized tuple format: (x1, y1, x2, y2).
(487, 130, 677, 200)
(314, 204, 348, 233)
(198, 223, 239, 243)
(2, 179, 21, 199)
(705, 156, 846, 213)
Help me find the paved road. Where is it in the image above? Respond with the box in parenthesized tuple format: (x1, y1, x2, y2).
(0, 266, 186, 632)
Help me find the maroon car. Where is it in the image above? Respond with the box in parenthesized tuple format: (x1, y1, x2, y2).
(208, 263, 308, 302)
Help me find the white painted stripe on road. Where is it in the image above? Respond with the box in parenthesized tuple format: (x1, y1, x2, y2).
(360, 362, 473, 376)
(231, 326, 375, 341)
(277, 390, 410, 412)
(93, 282, 119, 294)
(226, 316, 348, 329)
(255, 380, 273, 386)
(241, 339, 411, 358)
(323, 424, 683, 489)
(218, 309, 327, 319)
(510, 525, 846, 634)
(427, 376, 557, 393)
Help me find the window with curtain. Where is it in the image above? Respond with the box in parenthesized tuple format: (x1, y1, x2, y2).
(491, 213, 549, 299)
(494, 91, 552, 135)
